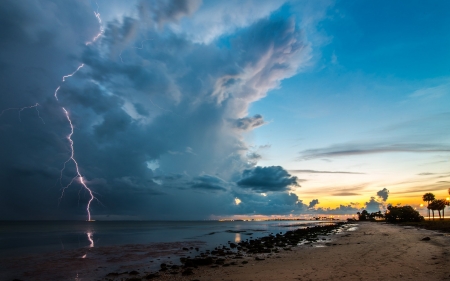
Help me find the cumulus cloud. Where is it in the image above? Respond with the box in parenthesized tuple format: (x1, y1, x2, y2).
(0, 0, 327, 219)
(237, 166, 299, 193)
(364, 197, 384, 213)
(232, 192, 307, 215)
(376, 188, 389, 202)
(315, 204, 360, 215)
(308, 199, 319, 209)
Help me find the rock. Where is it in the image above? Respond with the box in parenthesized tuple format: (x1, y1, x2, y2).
(421, 237, 431, 241)
(144, 273, 159, 279)
(129, 270, 139, 275)
(255, 257, 265, 261)
(182, 268, 194, 276)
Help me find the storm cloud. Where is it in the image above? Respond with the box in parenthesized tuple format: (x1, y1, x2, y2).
(237, 166, 300, 193)
(0, 0, 325, 220)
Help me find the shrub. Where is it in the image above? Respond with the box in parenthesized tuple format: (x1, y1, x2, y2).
(385, 205, 424, 223)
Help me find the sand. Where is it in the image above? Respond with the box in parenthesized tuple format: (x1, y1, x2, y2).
(153, 222, 450, 281)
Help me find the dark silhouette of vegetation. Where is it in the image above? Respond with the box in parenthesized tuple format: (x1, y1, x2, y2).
(428, 199, 447, 220)
(357, 210, 384, 221)
(384, 205, 424, 223)
(422, 193, 435, 220)
(357, 210, 369, 221)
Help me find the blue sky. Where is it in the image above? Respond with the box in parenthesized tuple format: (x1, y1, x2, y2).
(0, 0, 448, 220)
(249, 0, 450, 210)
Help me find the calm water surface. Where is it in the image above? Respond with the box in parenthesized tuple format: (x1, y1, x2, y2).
(0, 220, 330, 257)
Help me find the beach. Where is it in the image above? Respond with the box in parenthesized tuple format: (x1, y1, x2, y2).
(3, 221, 450, 281)
(150, 222, 450, 281)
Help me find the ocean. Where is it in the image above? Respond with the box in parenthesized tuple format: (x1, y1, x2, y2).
(0, 220, 334, 256)
(0, 220, 341, 280)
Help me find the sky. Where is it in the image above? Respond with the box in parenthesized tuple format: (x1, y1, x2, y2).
(0, 0, 449, 220)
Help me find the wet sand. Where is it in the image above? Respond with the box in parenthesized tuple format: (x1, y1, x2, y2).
(152, 222, 450, 281)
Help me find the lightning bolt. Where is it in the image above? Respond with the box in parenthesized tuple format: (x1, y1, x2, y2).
(59, 108, 96, 221)
(118, 39, 152, 62)
(85, 2, 104, 45)
(56, 3, 105, 221)
(54, 64, 84, 101)
(87, 231, 94, 248)
(0, 103, 45, 124)
(0, 2, 104, 221)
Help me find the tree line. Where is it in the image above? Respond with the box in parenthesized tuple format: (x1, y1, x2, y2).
(422, 190, 450, 220)
(356, 188, 450, 223)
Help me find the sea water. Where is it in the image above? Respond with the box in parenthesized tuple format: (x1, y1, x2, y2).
(0, 220, 329, 257)
(0, 220, 340, 280)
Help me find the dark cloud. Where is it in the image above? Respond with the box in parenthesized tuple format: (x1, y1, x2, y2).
(332, 192, 360, 196)
(376, 188, 389, 202)
(315, 204, 360, 215)
(232, 192, 307, 215)
(247, 152, 262, 162)
(289, 169, 365, 174)
(364, 197, 384, 213)
(232, 114, 265, 131)
(139, 0, 202, 25)
(189, 174, 228, 192)
(299, 143, 450, 160)
(308, 199, 319, 209)
(417, 172, 435, 176)
(0, 1, 315, 219)
(237, 166, 299, 193)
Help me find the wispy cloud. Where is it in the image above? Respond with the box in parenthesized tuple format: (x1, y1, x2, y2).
(289, 169, 365, 174)
(409, 83, 450, 99)
(332, 192, 361, 196)
(299, 143, 450, 160)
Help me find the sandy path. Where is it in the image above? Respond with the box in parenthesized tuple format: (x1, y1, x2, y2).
(156, 222, 450, 281)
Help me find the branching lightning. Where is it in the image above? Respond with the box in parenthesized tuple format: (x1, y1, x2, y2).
(58, 107, 96, 221)
(118, 39, 152, 63)
(0, 103, 45, 124)
(56, 3, 105, 221)
(1, 2, 104, 221)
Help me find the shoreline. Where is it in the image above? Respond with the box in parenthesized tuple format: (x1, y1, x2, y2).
(131, 222, 450, 281)
(100, 222, 351, 280)
(1, 221, 347, 281)
(3, 221, 450, 280)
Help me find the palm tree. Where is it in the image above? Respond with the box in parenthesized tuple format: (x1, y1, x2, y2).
(422, 193, 435, 220)
(445, 199, 450, 219)
(429, 199, 446, 220)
